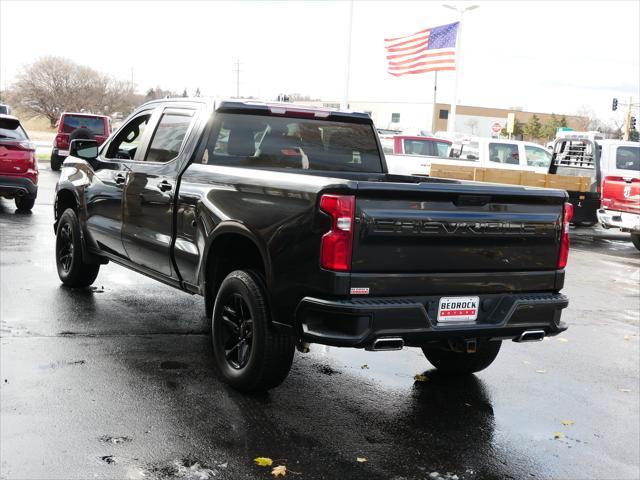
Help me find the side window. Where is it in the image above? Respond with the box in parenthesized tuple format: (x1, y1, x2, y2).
(525, 145, 552, 168)
(489, 142, 519, 165)
(105, 113, 152, 160)
(404, 140, 430, 156)
(145, 111, 194, 163)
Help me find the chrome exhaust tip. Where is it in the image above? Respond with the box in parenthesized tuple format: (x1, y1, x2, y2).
(367, 337, 404, 351)
(513, 330, 546, 343)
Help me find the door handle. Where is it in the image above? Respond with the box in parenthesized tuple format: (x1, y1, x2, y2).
(114, 173, 126, 184)
(157, 180, 172, 192)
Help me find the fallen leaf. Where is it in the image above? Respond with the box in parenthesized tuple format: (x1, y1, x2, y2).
(557, 338, 569, 343)
(535, 369, 547, 374)
(553, 432, 564, 439)
(522, 360, 531, 365)
(361, 364, 369, 369)
(624, 335, 630, 341)
(619, 388, 631, 393)
(414, 373, 429, 382)
(561, 420, 575, 426)
(271, 465, 287, 477)
(356, 457, 367, 463)
(254, 457, 273, 467)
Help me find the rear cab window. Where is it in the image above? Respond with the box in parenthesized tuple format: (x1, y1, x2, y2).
(61, 115, 106, 136)
(616, 146, 640, 171)
(203, 113, 383, 173)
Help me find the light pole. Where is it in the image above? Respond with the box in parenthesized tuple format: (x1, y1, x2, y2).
(442, 4, 479, 133)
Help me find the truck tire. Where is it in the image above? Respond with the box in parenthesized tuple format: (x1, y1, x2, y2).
(211, 270, 295, 392)
(15, 195, 36, 211)
(50, 153, 63, 171)
(422, 339, 502, 375)
(631, 233, 640, 251)
(55, 208, 100, 287)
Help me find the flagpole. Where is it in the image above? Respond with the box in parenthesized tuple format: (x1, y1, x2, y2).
(432, 70, 438, 132)
(443, 4, 479, 133)
(341, 0, 354, 111)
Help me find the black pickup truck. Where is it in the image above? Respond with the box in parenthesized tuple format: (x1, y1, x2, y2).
(54, 99, 571, 392)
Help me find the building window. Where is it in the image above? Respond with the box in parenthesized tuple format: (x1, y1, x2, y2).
(391, 113, 400, 123)
(439, 109, 449, 119)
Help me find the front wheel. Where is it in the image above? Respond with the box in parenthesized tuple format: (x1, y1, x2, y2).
(55, 208, 100, 287)
(631, 233, 640, 251)
(422, 339, 502, 375)
(211, 270, 295, 392)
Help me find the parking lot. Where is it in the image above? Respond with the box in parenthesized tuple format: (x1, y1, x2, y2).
(1, 167, 639, 480)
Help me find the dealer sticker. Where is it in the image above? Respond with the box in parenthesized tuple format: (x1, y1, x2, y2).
(350, 287, 370, 295)
(437, 296, 479, 323)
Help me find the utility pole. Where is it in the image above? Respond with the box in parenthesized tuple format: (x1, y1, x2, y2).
(624, 95, 632, 141)
(233, 59, 241, 98)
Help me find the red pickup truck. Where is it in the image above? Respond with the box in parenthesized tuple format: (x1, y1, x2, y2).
(50, 113, 111, 171)
(597, 143, 640, 250)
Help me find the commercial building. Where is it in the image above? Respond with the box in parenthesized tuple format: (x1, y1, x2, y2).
(296, 100, 586, 139)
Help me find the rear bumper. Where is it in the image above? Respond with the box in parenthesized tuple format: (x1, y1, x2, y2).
(568, 192, 600, 224)
(598, 208, 640, 233)
(0, 176, 38, 198)
(296, 292, 568, 348)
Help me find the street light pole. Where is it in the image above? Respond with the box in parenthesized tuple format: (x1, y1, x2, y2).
(442, 4, 479, 133)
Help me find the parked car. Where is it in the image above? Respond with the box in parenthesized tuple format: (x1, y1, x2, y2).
(597, 142, 640, 249)
(380, 134, 451, 157)
(448, 137, 553, 173)
(0, 104, 11, 115)
(50, 112, 112, 170)
(0, 115, 38, 210)
(53, 98, 571, 393)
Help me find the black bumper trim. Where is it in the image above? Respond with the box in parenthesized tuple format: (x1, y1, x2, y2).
(0, 177, 38, 198)
(296, 292, 568, 348)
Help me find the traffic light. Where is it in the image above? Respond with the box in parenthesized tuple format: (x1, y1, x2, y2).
(612, 98, 618, 111)
(631, 116, 637, 131)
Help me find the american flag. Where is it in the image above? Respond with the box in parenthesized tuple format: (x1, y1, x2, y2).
(384, 22, 459, 77)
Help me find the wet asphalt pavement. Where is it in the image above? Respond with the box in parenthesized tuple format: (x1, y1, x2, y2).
(1, 167, 639, 480)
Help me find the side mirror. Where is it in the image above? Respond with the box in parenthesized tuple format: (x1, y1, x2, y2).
(69, 139, 98, 161)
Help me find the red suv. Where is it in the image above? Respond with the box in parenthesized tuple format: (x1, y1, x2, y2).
(0, 115, 38, 211)
(50, 112, 111, 170)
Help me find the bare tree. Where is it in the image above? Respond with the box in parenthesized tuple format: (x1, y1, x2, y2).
(7, 56, 138, 127)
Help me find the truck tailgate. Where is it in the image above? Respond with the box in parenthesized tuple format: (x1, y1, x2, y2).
(352, 181, 565, 273)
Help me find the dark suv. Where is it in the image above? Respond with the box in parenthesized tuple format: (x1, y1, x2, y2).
(50, 113, 111, 170)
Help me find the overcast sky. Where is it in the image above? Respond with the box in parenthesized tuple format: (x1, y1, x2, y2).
(1, 0, 638, 123)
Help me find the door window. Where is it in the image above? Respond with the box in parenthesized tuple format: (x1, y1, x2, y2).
(525, 145, 552, 168)
(105, 112, 152, 160)
(489, 142, 519, 165)
(145, 111, 194, 163)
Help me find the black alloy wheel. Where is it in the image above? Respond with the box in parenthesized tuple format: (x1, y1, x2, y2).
(57, 223, 74, 274)
(219, 293, 254, 369)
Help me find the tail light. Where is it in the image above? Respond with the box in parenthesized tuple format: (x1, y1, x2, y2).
(55, 134, 69, 149)
(319, 194, 355, 271)
(557, 202, 573, 269)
